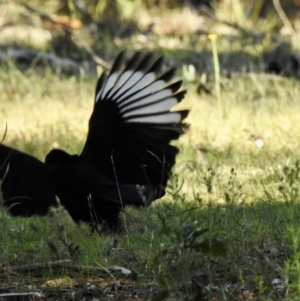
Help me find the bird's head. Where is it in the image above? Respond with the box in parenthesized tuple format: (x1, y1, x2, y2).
(45, 149, 77, 164)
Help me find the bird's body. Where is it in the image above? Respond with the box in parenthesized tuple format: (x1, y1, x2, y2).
(0, 51, 189, 233)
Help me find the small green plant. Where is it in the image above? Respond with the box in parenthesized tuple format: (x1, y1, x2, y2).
(141, 177, 227, 300)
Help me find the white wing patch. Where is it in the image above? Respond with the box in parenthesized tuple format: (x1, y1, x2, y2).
(125, 113, 181, 124)
(120, 91, 175, 114)
(119, 80, 166, 107)
(107, 70, 134, 99)
(114, 72, 157, 102)
(94, 53, 185, 126)
(98, 73, 119, 101)
(123, 98, 178, 117)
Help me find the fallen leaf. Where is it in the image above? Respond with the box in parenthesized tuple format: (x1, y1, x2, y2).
(41, 277, 79, 288)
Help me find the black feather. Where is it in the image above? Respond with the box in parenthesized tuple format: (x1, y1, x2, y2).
(0, 51, 189, 233)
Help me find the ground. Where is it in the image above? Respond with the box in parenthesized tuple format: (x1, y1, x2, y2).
(1, 1, 300, 300)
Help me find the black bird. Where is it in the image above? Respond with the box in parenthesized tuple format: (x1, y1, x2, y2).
(0, 51, 189, 233)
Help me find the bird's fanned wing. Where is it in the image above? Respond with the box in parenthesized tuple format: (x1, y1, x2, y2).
(0, 144, 57, 216)
(0, 51, 189, 232)
(80, 51, 189, 188)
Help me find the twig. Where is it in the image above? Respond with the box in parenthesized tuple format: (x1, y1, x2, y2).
(2, 260, 114, 274)
(77, 37, 112, 70)
(0, 292, 42, 298)
(273, 0, 295, 34)
(3, 259, 70, 272)
(0, 122, 7, 144)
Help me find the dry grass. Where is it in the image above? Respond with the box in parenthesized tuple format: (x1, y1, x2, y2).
(1, 1, 300, 300)
(2, 57, 300, 301)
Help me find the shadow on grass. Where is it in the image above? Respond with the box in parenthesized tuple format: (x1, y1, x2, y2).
(1, 178, 299, 301)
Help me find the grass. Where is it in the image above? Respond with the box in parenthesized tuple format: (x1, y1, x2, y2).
(1, 0, 300, 299)
(1, 60, 300, 300)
